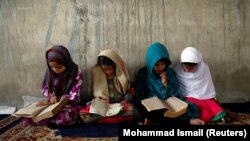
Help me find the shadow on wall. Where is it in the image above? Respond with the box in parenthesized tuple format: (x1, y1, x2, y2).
(0, 83, 28, 108)
(227, 65, 250, 94)
(215, 65, 250, 103)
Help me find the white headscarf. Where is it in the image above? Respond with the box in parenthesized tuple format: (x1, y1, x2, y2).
(174, 47, 216, 99)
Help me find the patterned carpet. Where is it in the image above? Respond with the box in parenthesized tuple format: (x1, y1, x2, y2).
(209, 109, 250, 125)
(0, 109, 249, 141)
(0, 116, 118, 141)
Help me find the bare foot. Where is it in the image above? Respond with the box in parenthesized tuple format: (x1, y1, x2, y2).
(138, 118, 151, 125)
(190, 119, 205, 125)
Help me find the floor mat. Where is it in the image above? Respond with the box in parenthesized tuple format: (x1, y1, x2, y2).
(53, 123, 120, 137)
(0, 107, 250, 141)
(209, 109, 250, 125)
(0, 122, 118, 141)
(0, 115, 119, 141)
(0, 115, 21, 134)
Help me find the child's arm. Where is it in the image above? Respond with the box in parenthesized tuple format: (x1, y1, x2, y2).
(123, 87, 135, 102)
(40, 85, 57, 105)
(120, 87, 134, 107)
(61, 69, 83, 103)
(41, 83, 49, 97)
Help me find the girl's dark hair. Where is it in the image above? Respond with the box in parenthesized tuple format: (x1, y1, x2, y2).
(98, 56, 116, 66)
(158, 58, 171, 67)
(182, 62, 198, 66)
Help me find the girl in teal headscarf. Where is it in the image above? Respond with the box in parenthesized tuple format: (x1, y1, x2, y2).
(134, 42, 205, 125)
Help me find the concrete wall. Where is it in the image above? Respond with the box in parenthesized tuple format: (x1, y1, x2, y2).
(0, 0, 250, 108)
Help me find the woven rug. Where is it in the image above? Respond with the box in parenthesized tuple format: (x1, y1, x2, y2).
(209, 109, 250, 125)
(0, 115, 20, 129)
(0, 116, 118, 141)
(0, 122, 118, 141)
(0, 115, 21, 134)
(0, 108, 250, 141)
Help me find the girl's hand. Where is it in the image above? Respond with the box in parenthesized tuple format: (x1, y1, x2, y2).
(160, 72, 168, 86)
(138, 118, 151, 125)
(98, 96, 109, 103)
(49, 95, 57, 104)
(120, 100, 128, 107)
(36, 100, 50, 106)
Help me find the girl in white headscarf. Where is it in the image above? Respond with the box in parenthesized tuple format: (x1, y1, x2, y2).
(174, 47, 225, 123)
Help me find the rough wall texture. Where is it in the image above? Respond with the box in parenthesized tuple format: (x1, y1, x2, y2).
(0, 0, 249, 108)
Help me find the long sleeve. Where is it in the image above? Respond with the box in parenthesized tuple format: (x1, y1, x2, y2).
(166, 69, 184, 100)
(168, 69, 200, 120)
(134, 67, 148, 102)
(41, 68, 83, 104)
(134, 67, 149, 118)
(41, 78, 50, 98)
(61, 69, 83, 103)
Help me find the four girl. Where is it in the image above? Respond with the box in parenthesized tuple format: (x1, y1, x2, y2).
(22, 44, 225, 126)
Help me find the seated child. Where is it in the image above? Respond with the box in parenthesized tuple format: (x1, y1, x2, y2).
(134, 42, 205, 125)
(23, 45, 83, 126)
(174, 47, 226, 123)
(80, 49, 139, 124)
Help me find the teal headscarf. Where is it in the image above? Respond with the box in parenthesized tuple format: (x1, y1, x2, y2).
(146, 42, 182, 100)
(146, 42, 172, 75)
(135, 42, 200, 120)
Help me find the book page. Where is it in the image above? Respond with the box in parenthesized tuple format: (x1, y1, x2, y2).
(89, 98, 107, 117)
(35, 102, 59, 117)
(106, 103, 122, 117)
(165, 97, 187, 112)
(164, 97, 188, 118)
(141, 96, 168, 112)
(33, 98, 68, 122)
(14, 102, 48, 118)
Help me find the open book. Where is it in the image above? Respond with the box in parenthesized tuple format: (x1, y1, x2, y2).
(141, 96, 188, 118)
(89, 98, 122, 117)
(13, 98, 68, 122)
